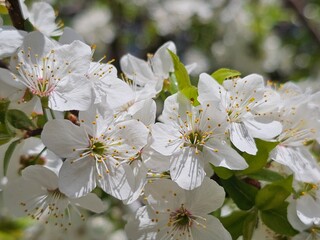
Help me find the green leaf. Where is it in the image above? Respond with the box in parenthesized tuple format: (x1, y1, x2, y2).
(168, 50, 191, 90)
(166, 72, 178, 94)
(180, 86, 200, 106)
(246, 169, 284, 182)
(239, 139, 278, 175)
(211, 68, 241, 84)
(255, 175, 293, 210)
(243, 208, 258, 240)
(211, 165, 233, 179)
(36, 114, 47, 128)
(221, 176, 258, 210)
(3, 139, 21, 176)
(220, 211, 249, 240)
(260, 202, 298, 236)
(0, 100, 14, 145)
(7, 109, 35, 130)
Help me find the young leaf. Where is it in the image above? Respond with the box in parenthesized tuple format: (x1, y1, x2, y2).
(7, 109, 35, 130)
(0, 99, 14, 145)
(211, 68, 241, 84)
(168, 50, 191, 90)
(167, 72, 178, 94)
(246, 169, 284, 182)
(260, 202, 298, 236)
(255, 175, 293, 210)
(242, 208, 258, 240)
(180, 86, 200, 106)
(211, 165, 233, 179)
(239, 139, 279, 175)
(3, 139, 21, 176)
(221, 176, 258, 210)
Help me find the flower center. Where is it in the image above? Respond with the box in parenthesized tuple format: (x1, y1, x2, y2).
(188, 130, 203, 145)
(169, 205, 195, 230)
(183, 130, 206, 152)
(91, 141, 106, 155)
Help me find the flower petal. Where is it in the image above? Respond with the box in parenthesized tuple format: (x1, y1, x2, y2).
(22, 165, 58, 190)
(170, 148, 205, 190)
(71, 193, 105, 213)
(59, 157, 97, 198)
(41, 119, 88, 158)
(270, 146, 320, 183)
(0, 27, 27, 58)
(229, 121, 257, 155)
(185, 177, 225, 214)
(204, 140, 248, 170)
(244, 118, 282, 140)
(191, 215, 232, 240)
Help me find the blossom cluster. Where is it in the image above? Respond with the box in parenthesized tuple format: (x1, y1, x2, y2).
(1, 1, 320, 240)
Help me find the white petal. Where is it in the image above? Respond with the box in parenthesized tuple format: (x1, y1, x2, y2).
(59, 27, 84, 44)
(50, 76, 93, 111)
(296, 195, 320, 226)
(191, 215, 232, 240)
(98, 160, 133, 200)
(18, 31, 57, 60)
(78, 103, 114, 136)
(59, 158, 97, 198)
(122, 161, 148, 204)
(128, 98, 156, 126)
(185, 177, 225, 214)
(124, 206, 163, 240)
(71, 193, 105, 213)
(170, 148, 206, 190)
(52, 40, 91, 76)
(229, 122, 257, 155)
(0, 68, 25, 91)
(198, 72, 225, 104)
(120, 54, 155, 85)
(159, 92, 191, 125)
(101, 77, 134, 108)
(114, 119, 149, 153)
(142, 141, 170, 172)
(28, 2, 63, 37)
(150, 123, 182, 155)
(144, 179, 184, 211)
(287, 200, 309, 231)
(204, 140, 248, 170)
(151, 41, 176, 77)
(41, 119, 88, 158)
(270, 146, 320, 183)
(244, 118, 282, 140)
(22, 165, 58, 190)
(224, 74, 264, 93)
(0, 27, 27, 58)
(3, 177, 45, 217)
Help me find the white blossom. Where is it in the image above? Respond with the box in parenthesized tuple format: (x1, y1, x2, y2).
(41, 104, 149, 202)
(13, 31, 93, 111)
(198, 73, 282, 155)
(151, 93, 247, 190)
(3, 165, 105, 230)
(125, 177, 231, 240)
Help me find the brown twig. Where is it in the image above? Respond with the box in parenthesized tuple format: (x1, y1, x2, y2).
(5, 0, 25, 30)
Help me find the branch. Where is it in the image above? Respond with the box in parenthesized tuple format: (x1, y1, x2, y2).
(5, 0, 25, 30)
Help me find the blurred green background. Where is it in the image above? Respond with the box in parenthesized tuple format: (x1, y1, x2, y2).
(51, 0, 320, 86)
